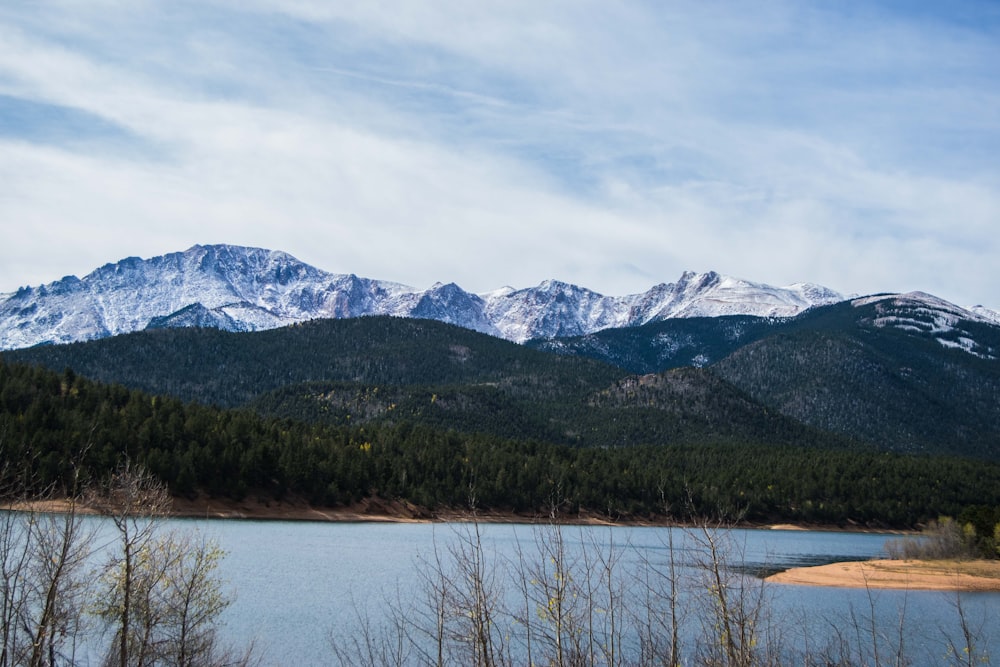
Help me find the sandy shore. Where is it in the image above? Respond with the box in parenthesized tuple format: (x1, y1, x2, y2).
(766, 559, 1000, 592)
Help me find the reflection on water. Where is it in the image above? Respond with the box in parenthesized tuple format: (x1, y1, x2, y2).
(734, 553, 872, 578)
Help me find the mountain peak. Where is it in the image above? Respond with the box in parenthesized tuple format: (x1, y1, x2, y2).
(850, 291, 998, 359)
(535, 278, 589, 293)
(0, 244, 894, 350)
(970, 305, 1000, 326)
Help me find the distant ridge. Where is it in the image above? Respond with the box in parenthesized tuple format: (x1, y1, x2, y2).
(0, 244, 847, 350)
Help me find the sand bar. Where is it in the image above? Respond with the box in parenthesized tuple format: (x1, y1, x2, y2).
(766, 559, 1000, 592)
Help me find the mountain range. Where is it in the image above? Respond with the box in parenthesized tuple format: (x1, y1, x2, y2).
(2, 242, 999, 458)
(6, 290, 1000, 460)
(3, 243, 1000, 526)
(1, 244, 859, 350)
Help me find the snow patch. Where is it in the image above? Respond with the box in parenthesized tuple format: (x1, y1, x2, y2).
(937, 337, 995, 360)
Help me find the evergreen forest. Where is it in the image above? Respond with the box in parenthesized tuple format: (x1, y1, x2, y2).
(2, 356, 999, 531)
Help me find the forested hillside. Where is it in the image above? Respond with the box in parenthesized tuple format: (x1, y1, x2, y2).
(531, 299, 1000, 459)
(10, 306, 1000, 459)
(5, 317, 622, 407)
(4, 317, 854, 452)
(5, 303, 999, 527)
(3, 359, 999, 527)
(526, 314, 787, 373)
(712, 300, 1000, 459)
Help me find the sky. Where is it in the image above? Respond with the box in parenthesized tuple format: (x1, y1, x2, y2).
(1, 1, 998, 308)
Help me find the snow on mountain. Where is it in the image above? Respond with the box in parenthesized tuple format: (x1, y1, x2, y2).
(480, 271, 845, 342)
(852, 292, 998, 359)
(483, 280, 633, 342)
(2, 243, 849, 350)
(624, 271, 842, 323)
(407, 282, 501, 337)
(146, 303, 249, 332)
(0, 245, 407, 349)
(970, 305, 1000, 326)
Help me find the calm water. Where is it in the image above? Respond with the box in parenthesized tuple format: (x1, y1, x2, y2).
(183, 520, 998, 666)
(56, 518, 999, 665)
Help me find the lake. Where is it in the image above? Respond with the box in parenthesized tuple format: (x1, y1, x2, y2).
(163, 519, 996, 666)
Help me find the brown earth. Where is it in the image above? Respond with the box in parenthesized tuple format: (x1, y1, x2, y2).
(5, 495, 648, 526)
(766, 559, 1000, 592)
(4, 496, 915, 533)
(18, 497, 987, 592)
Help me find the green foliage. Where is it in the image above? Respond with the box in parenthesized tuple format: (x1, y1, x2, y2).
(709, 301, 1000, 459)
(956, 505, 1000, 558)
(2, 358, 999, 528)
(4, 317, 622, 409)
(93, 532, 230, 666)
(2, 317, 858, 454)
(885, 512, 1000, 561)
(536, 300, 1000, 460)
(9, 301, 1000, 461)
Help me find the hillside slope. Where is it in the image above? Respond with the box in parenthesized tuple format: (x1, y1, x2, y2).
(3, 316, 853, 452)
(711, 295, 1000, 458)
(7, 292, 999, 459)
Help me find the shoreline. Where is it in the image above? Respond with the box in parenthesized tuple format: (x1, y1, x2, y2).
(6, 495, 909, 533)
(766, 559, 1000, 592)
(6, 496, 690, 526)
(15, 497, 997, 592)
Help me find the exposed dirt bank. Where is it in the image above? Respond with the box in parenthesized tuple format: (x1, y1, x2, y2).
(4, 496, 911, 532)
(17, 498, 985, 591)
(5, 496, 643, 525)
(766, 559, 1000, 592)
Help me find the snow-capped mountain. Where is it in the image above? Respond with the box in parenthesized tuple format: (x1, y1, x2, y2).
(482, 271, 844, 343)
(970, 305, 1000, 326)
(0, 243, 950, 351)
(1, 246, 412, 349)
(852, 292, 999, 359)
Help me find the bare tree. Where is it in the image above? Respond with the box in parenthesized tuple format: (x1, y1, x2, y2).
(24, 493, 94, 667)
(330, 589, 410, 667)
(326, 502, 996, 667)
(158, 534, 233, 667)
(582, 526, 633, 667)
(688, 517, 773, 667)
(89, 461, 171, 667)
(628, 493, 686, 667)
(509, 533, 537, 667)
(0, 443, 94, 667)
(440, 518, 509, 667)
(631, 528, 686, 666)
(331, 511, 511, 667)
(404, 531, 450, 667)
(0, 491, 33, 666)
(521, 520, 588, 667)
(0, 434, 36, 665)
(941, 589, 990, 667)
(89, 462, 248, 667)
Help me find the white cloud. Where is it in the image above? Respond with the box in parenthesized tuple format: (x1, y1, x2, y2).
(0, 1, 998, 309)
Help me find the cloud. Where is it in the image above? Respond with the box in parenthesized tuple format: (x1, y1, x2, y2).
(0, 1, 997, 309)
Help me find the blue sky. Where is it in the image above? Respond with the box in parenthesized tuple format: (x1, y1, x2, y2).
(1, 1, 998, 308)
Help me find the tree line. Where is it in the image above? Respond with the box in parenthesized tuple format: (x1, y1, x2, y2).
(3, 359, 1000, 532)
